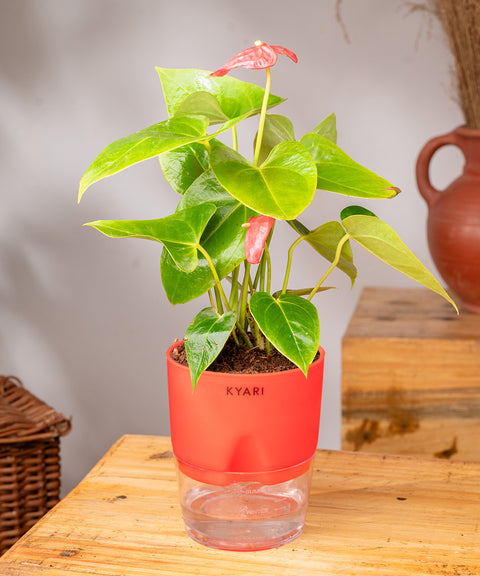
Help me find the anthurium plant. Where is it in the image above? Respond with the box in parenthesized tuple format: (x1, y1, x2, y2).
(79, 41, 456, 388)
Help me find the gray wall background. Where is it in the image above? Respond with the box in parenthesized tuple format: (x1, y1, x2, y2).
(1, 0, 463, 494)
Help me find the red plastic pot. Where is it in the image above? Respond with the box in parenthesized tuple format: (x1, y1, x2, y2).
(166, 342, 325, 485)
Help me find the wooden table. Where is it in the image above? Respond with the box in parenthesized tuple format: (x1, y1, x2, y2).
(342, 287, 480, 460)
(1, 435, 479, 575)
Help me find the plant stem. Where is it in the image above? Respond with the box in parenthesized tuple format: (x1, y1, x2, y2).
(264, 222, 274, 294)
(259, 255, 266, 292)
(201, 139, 212, 154)
(281, 235, 305, 294)
(253, 67, 272, 167)
(239, 261, 251, 330)
(264, 243, 272, 294)
(248, 308, 262, 349)
(265, 336, 272, 354)
(235, 321, 253, 348)
(229, 265, 240, 310)
(287, 218, 310, 236)
(232, 125, 238, 151)
(252, 265, 261, 291)
(200, 252, 249, 347)
(197, 244, 230, 311)
(208, 289, 216, 309)
(307, 234, 351, 301)
(231, 331, 240, 346)
(214, 285, 224, 314)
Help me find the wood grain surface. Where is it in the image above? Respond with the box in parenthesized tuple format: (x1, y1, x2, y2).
(1, 434, 479, 575)
(342, 287, 480, 460)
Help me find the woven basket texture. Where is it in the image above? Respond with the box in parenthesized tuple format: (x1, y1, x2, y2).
(0, 375, 71, 555)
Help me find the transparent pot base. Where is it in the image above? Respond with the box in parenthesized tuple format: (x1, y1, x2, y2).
(177, 460, 314, 551)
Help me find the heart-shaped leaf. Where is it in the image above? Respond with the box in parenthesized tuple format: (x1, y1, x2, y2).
(174, 91, 230, 125)
(249, 292, 320, 375)
(161, 171, 255, 303)
(341, 206, 458, 310)
(211, 141, 317, 220)
(312, 113, 337, 143)
(161, 252, 215, 303)
(79, 115, 209, 199)
(178, 169, 257, 236)
(157, 68, 284, 123)
(254, 114, 295, 165)
(85, 203, 216, 273)
(304, 221, 357, 285)
(159, 142, 210, 194)
(185, 308, 236, 390)
(300, 132, 400, 199)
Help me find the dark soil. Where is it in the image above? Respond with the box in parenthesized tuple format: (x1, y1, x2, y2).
(171, 337, 320, 374)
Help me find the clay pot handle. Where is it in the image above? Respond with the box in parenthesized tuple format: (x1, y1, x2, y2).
(416, 130, 460, 208)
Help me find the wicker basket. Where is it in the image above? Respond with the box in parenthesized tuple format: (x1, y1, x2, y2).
(0, 375, 71, 555)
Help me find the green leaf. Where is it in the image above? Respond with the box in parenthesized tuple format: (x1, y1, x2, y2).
(84, 203, 216, 273)
(159, 142, 210, 194)
(160, 171, 255, 303)
(312, 113, 337, 143)
(254, 114, 295, 165)
(179, 170, 256, 268)
(249, 292, 320, 375)
(178, 169, 257, 228)
(157, 68, 284, 123)
(272, 286, 334, 299)
(210, 141, 317, 220)
(185, 308, 236, 390)
(300, 132, 400, 199)
(304, 221, 357, 285)
(341, 206, 458, 310)
(79, 115, 209, 200)
(161, 252, 214, 303)
(174, 91, 230, 125)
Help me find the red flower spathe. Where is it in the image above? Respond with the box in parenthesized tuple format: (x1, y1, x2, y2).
(244, 215, 275, 264)
(210, 42, 297, 77)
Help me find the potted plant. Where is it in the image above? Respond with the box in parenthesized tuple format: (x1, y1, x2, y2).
(79, 41, 456, 551)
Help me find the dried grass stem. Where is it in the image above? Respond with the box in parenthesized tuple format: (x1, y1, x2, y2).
(414, 0, 480, 128)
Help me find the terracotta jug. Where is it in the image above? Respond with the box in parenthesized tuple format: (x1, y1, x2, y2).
(416, 126, 480, 313)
